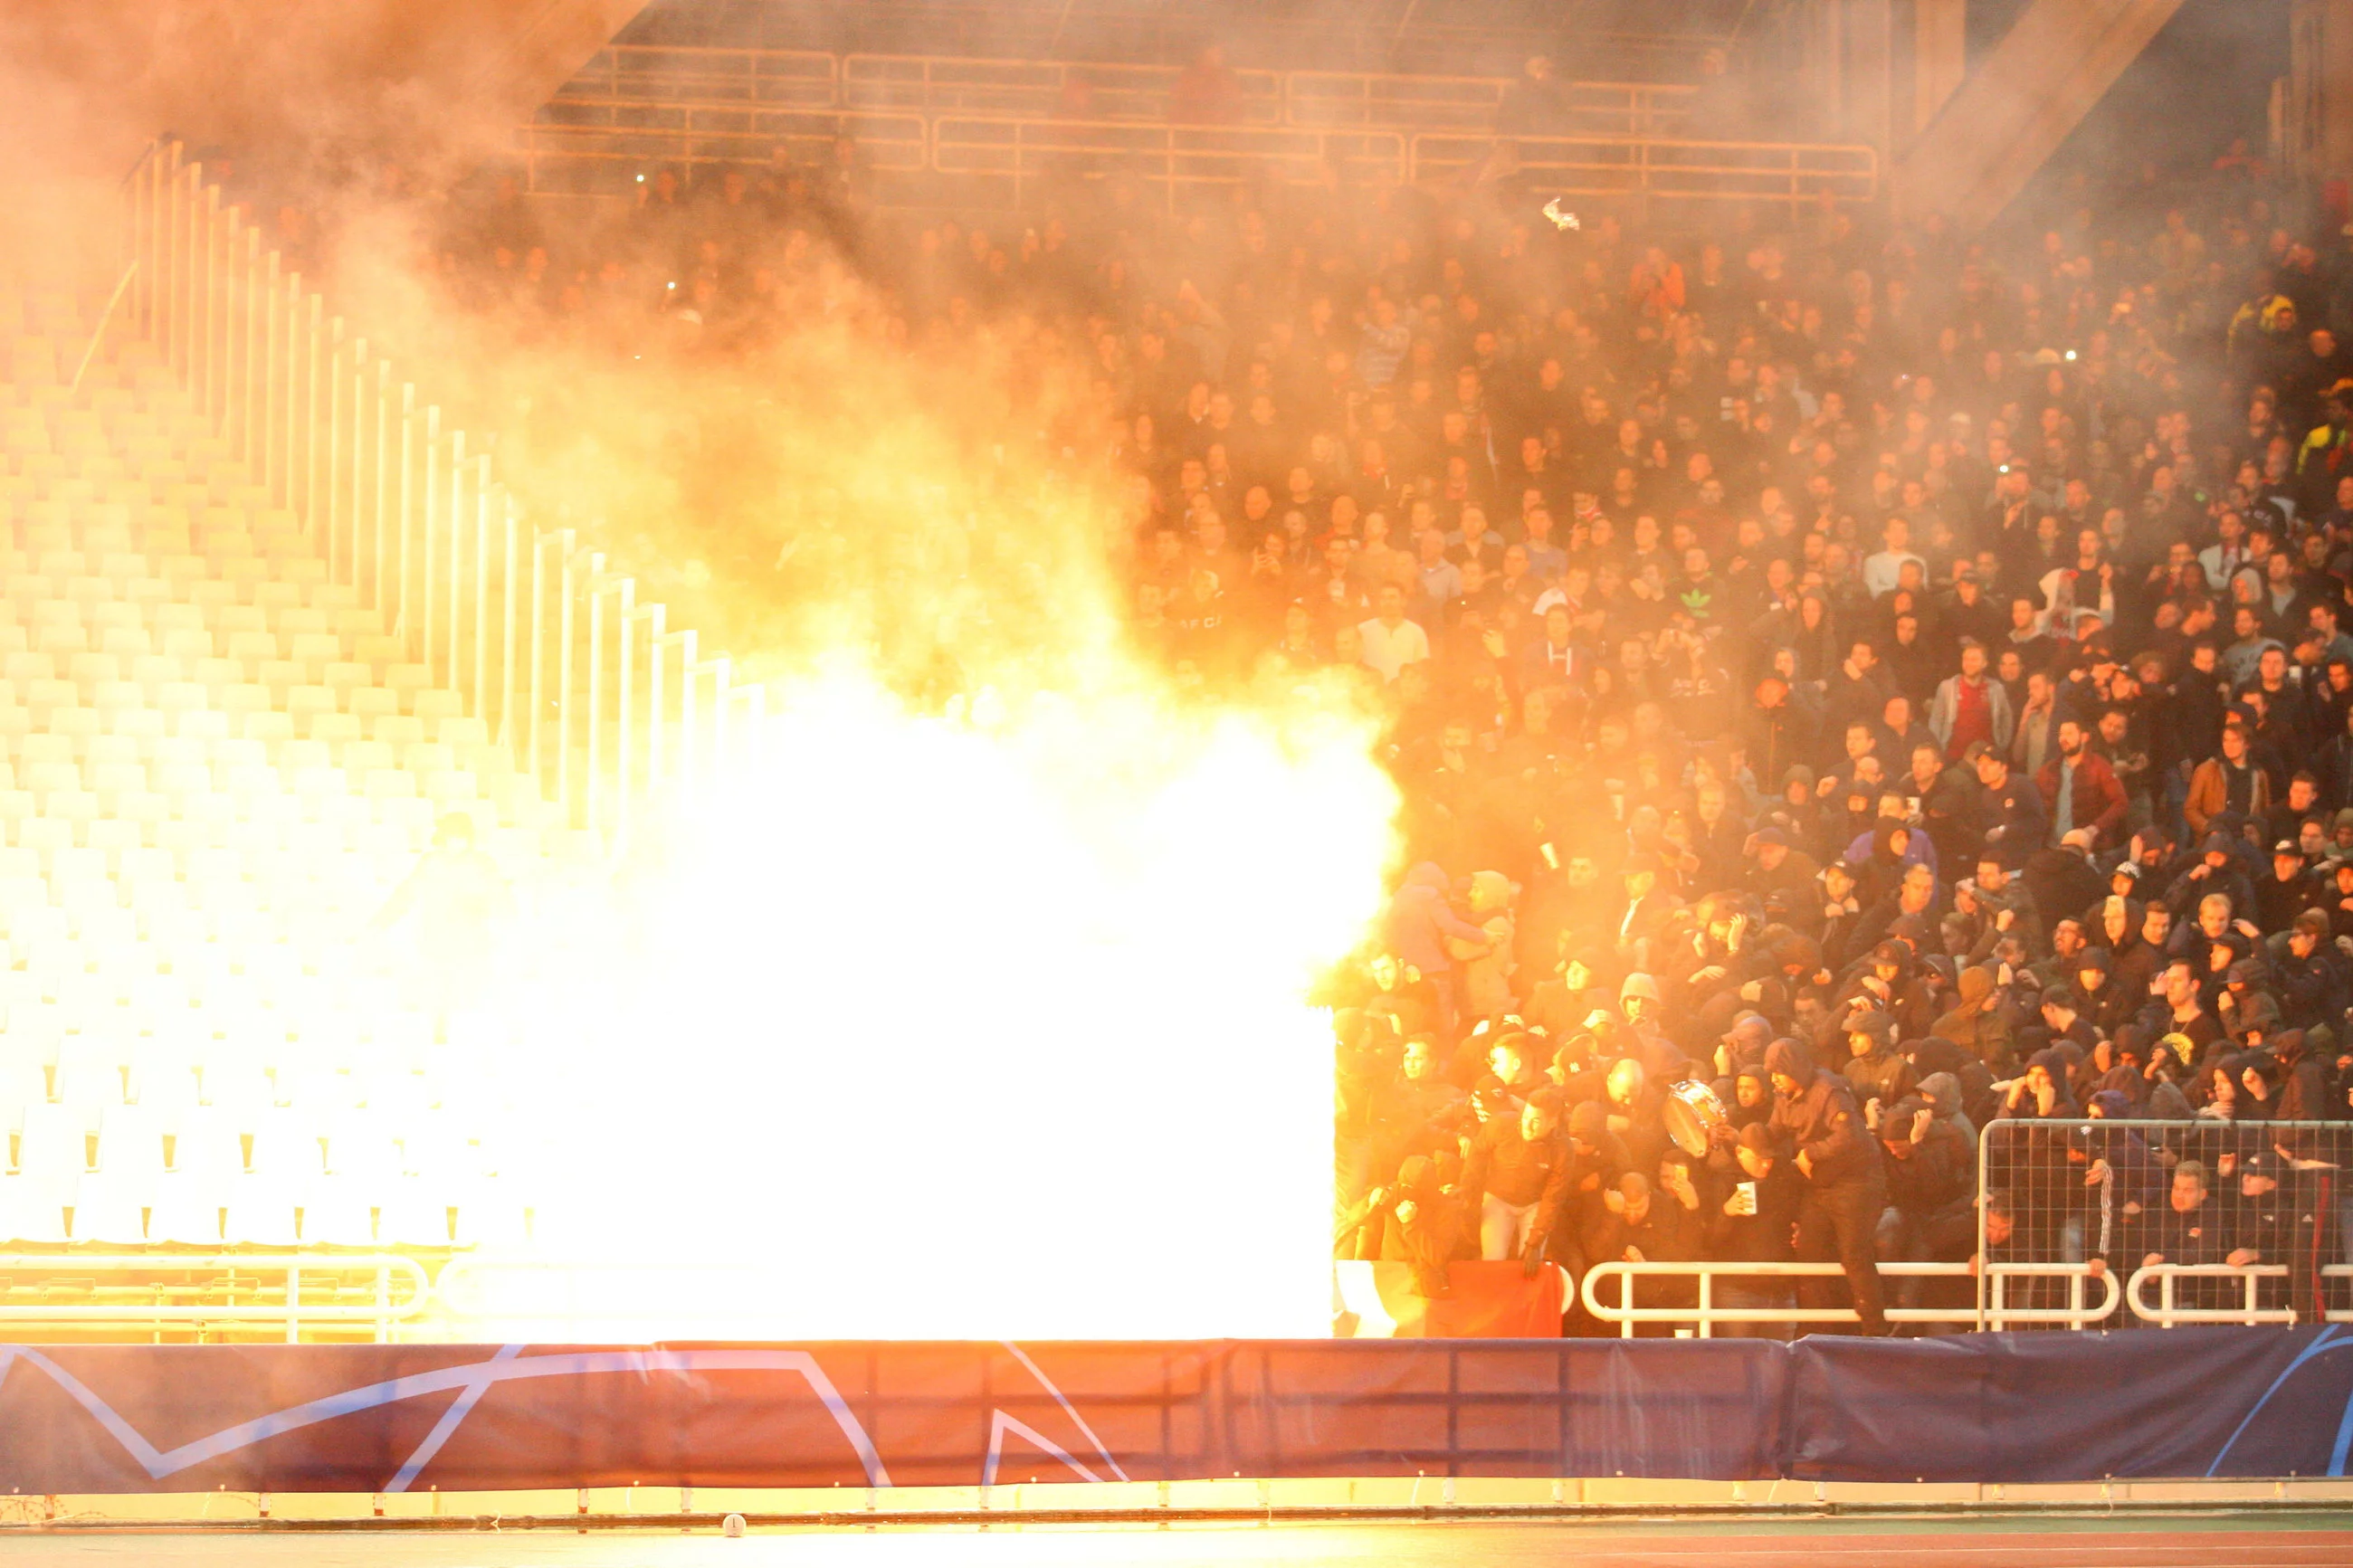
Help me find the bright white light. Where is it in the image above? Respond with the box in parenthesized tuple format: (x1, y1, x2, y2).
(448, 673, 1394, 1342)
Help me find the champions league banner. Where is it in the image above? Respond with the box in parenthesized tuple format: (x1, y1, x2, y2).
(0, 1329, 2347, 1494)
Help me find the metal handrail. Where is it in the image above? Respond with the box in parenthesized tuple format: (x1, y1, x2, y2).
(928, 115, 1408, 211)
(515, 107, 931, 179)
(843, 52, 1281, 123)
(1408, 128, 1879, 204)
(517, 102, 1870, 215)
(557, 43, 1692, 134)
(1580, 1259, 2119, 1335)
(0, 1251, 433, 1339)
(2126, 1263, 2353, 1327)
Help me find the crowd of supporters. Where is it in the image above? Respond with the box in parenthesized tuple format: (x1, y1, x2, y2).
(234, 85, 2353, 1330)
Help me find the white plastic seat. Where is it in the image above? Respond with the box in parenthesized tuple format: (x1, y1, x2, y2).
(15, 1101, 88, 1190)
(97, 1103, 171, 1182)
(221, 1183, 300, 1246)
(299, 1177, 376, 1246)
(171, 1107, 246, 1181)
(69, 1173, 149, 1244)
(0, 1175, 71, 1243)
(147, 1172, 223, 1244)
(52, 1050, 124, 1113)
(378, 1179, 452, 1246)
(452, 1177, 529, 1248)
(0, 1058, 48, 1122)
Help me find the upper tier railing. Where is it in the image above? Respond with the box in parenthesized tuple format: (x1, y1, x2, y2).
(549, 45, 1700, 136)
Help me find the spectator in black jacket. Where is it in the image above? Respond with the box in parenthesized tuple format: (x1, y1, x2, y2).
(1767, 1034, 1891, 1334)
(1968, 742, 2047, 866)
(1706, 1122, 1803, 1338)
(1873, 1096, 1975, 1312)
(1839, 1008, 1916, 1121)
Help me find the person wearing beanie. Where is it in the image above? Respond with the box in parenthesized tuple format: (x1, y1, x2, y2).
(1929, 963, 2011, 1070)
(2278, 909, 2350, 1028)
(1765, 1035, 1891, 1334)
(2002, 1046, 2082, 1119)
(2069, 946, 2132, 1036)
(1840, 1007, 1915, 1120)
(1716, 1012, 1775, 1079)
(2036, 984, 2098, 1051)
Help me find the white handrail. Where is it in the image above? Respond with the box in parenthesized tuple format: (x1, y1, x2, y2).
(0, 1251, 433, 1337)
(2126, 1263, 2353, 1327)
(1580, 1259, 2118, 1336)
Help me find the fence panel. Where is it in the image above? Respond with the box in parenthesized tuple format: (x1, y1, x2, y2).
(1978, 1117, 2353, 1327)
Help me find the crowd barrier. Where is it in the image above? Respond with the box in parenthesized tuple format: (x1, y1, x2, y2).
(0, 1329, 2349, 1493)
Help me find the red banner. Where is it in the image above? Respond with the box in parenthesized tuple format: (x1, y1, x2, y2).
(1333, 1261, 1567, 1337)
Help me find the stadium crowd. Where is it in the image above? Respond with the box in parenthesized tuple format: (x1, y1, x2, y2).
(236, 94, 2353, 1332)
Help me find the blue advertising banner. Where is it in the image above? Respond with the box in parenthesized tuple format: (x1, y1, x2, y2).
(0, 1329, 2344, 1494)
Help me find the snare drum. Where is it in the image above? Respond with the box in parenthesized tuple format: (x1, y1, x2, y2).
(1662, 1079, 1729, 1156)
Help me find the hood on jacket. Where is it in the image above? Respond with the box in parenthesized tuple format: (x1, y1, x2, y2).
(1909, 1036, 1967, 1078)
(1766, 1035, 1814, 1083)
(1723, 1012, 1773, 1067)
(1956, 965, 1996, 1005)
(1467, 870, 1516, 914)
(1917, 1070, 1964, 1117)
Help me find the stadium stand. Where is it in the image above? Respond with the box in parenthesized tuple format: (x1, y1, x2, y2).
(0, 268, 584, 1335)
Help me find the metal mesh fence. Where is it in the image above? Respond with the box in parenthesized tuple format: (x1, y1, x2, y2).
(1978, 1118, 2353, 1327)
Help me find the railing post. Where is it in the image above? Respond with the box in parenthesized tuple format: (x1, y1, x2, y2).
(398, 390, 422, 643)
(244, 230, 267, 474)
(558, 541, 584, 826)
(422, 420, 447, 673)
(629, 602, 667, 797)
(472, 458, 493, 721)
(690, 657, 731, 783)
(445, 435, 470, 689)
(586, 569, 633, 839)
(531, 529, 575, 791)
(500, 499, 519, 755)
(305, 294, 325, 532)
(370, 360, 392, 608)
(199, 181, 220, 420)
(326, 319, 346, 567)
(655, 627, 694, 793)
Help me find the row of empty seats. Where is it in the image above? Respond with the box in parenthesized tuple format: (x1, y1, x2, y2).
(0, 283, 570, 1288)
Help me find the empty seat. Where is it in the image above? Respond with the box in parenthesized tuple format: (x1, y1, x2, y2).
(68, 1173, 149, 1244)
(146, 1172, 223, 1244)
